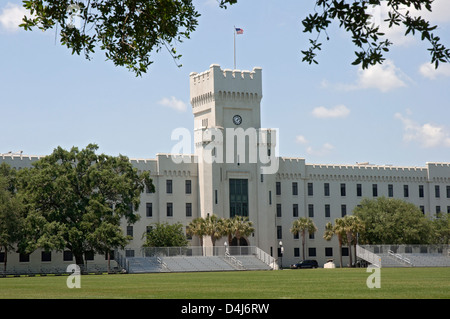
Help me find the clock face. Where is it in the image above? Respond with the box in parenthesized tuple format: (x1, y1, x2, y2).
(233, 115, 242, 125)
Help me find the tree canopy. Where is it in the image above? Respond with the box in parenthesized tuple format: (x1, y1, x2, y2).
(353, 197, 434, 245)
(17, 143, 154, 265)
(143, 222, 189, 248)
(19, 0, 449, 76)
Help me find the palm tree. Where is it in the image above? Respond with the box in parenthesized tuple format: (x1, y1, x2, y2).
(187, 217, 206, 249)
(232, 216, 254, 246)
(324, 218, 348, 267)
(343, 215, 365, 267)
(222, 216, 255, 246)
(204, 214, 224, 249)
(290, 217, 317, 261)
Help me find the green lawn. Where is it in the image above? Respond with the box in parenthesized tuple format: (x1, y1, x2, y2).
(0, 268, 449, 299)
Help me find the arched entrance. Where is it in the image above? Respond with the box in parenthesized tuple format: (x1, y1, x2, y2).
(230, 237, 248, 246)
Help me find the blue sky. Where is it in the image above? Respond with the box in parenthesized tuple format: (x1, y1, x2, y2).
(1, 0, 450, 167)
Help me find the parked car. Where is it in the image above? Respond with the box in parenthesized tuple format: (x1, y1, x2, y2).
(290, 260, 319, 269)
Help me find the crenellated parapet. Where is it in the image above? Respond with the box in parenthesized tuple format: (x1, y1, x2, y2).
(190, 64, 262, 110)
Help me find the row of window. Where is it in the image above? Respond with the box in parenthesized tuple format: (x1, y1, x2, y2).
(145, 202, 193, 218)
(0, 251, 113, 263)
(155, 179, 192, 194)
(276, 182, 450, 199)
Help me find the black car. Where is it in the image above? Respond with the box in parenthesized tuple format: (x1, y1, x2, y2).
(290, 260, 319, 269)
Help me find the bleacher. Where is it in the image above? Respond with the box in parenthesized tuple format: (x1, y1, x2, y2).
(122, 246, 275, 274)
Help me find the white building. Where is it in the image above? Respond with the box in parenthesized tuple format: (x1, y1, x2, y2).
(1, 64, 450, 272)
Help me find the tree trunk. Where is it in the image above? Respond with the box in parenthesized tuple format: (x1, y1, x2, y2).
(74, 253, 84, 273)
(301, 231, 306, 261)
(347, 232, 353, 267)
(3, 246, 7, 273)
(107, 251, 110, 273)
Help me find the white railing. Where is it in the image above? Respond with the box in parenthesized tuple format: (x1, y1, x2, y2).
(388, 250, 413, 266)
(254, 247, 278, 270)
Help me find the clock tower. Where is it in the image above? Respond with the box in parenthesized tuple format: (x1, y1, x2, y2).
(189, 64, 276, 252)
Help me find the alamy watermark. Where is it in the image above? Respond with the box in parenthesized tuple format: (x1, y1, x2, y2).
(66, 264, 81, 289)
(366, 265, 381, 289)
(66, 4, 81, 29)
(171, 127, 280, 175)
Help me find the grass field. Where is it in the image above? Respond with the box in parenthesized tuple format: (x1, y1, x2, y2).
(0, 268, 449, 299)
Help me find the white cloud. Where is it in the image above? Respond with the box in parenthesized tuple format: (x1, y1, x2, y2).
(311, 105, 350, 119)
(337, 59, 408, 93)
(419, 62, 450, 80)
(0, 3, 28, 32)
(158, 96, 187, 112)
(307, 143, 335, 157)
(295, 135, 308, 145)
(395, 113, 450, 148)
(295, 134, 334, 157)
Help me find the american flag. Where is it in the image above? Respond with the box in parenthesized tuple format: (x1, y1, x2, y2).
(235, 28, 244, 34)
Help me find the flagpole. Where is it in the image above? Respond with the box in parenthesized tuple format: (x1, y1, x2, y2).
(233, 26, 236, 69)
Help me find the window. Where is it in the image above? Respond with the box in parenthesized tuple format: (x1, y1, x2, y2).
(127, 225, 133, 237)
(277, 226, 282, 240)
(447, 186, 450, 198)
(308, 248, 316, 257)
(276, 204, 282, 217)
(41, 251, 51, 262)
(420, 206, 425, 214)
(388, 184, 394, 197)
(419, 185, 424, 198)
(325, 247, 333, 257)
(167, 202, 173, 217)
(436, 206, 441, 214)
(372, 184, 378, 197)
(85, 251, 94, 261)
(341, 204, 347, 217)
(294, 248, 300, 257)
(341, 247, 349, 257)
(293, 204, 298, 217)
(356, 184, 362, 197)
(324, 183, 330, 196)
(19, 253, 30, 263)
(276, 182, 281, 195)
(308, 204, 314, 218)
(435, 185, 440, 198)
(146, 203, 153, 217)
(269, 191, 272, 205)
(292, 182, 298, 196)
(340, 183, 346, 196)
(186, 203, 192, 217)
(229, 179, 248, 217)
(307, 182, 313, 196)
(63, 250, 73, 261)
(325, 204, 330, 218)
(185, 180, 192, 194)
(404, 185, 409, 198)
(166, 180, 173, 194)
(125, 250, 135, 258)
(215, 189, 218, 204)
(293, 232, 299, 240)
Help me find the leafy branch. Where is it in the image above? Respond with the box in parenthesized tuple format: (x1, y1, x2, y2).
(301, 0, 450, 69)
